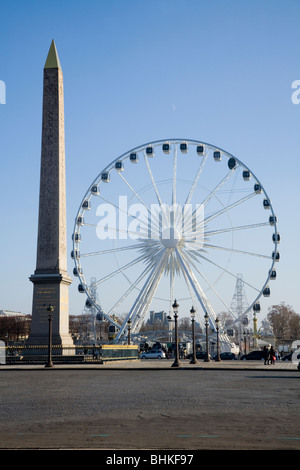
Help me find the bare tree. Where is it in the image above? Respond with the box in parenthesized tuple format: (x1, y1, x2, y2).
(0, 315, 31, 342)
(267, 303, 300, 340)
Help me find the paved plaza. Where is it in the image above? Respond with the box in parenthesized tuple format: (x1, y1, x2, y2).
(0, 359, 299, 451)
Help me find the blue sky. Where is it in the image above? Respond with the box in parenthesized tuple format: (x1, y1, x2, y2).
(1, 0, 300, 325)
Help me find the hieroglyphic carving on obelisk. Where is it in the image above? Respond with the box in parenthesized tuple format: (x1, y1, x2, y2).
(27, 40, 73, 346)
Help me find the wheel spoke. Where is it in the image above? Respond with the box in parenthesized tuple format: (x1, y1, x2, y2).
(172, 143, 177, 206)
(185, 151, 208, 205)
(117, 171, 160, 233)
(202, 243, 272, 259)
(94, 252, 149, 286)
(185, 167, 238, 231)
(115, 251, 169, 339)
(189, 249, 261, 293)
(143, 149, 169, 227)
(182, 248, 236, 317)
(200, 169, 238, 208)
(81, 243, 145, 257)
(204, 192, 256, 225)
(175, 248, 217, 325)
(177, 248, 233, 344)
(106, 259, 157, 317)
(205, 222, 270, 237)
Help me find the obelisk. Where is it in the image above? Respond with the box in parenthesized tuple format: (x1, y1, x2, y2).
(27, 40, 73, 347)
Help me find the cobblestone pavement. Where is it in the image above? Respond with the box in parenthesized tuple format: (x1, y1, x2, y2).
(1, 357, 298, 370)
(0, 359, 299, 451)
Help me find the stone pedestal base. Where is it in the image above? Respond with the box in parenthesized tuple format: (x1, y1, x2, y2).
(26, 272, 74, 349)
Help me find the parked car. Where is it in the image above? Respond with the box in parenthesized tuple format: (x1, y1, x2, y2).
(282, 351, 300, 361)
(140, 349, 166, 359)
(281, 352, 293, 361)
(240, 350, 264, 361)
(186, 351, 212, 360)
(213, 352, 238, 361)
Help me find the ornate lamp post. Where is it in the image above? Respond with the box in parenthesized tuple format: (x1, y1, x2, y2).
(171, 299, 181, 368)
(127, 319, 131, 345)
(204, 312, 210, 362)
(215, 317, 221, 362)
(167, 315, 173, 345)
(45, 304, 54, 368)
(190, 306, 198, 364)
(253, 313, 258, 348)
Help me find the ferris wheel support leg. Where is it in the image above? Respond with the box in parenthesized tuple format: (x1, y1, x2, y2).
(175, 248, 216, 326)
(115, 253, 168, 341)
(132, 256, 167, 333)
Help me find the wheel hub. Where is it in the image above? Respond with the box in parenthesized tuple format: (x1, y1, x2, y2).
(161, 227, 181, 248)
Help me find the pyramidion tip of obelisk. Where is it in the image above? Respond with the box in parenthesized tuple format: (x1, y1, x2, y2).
(44, 39, 61, 69)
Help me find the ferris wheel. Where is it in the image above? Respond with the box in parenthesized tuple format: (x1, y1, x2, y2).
(71, 138, 279, 346)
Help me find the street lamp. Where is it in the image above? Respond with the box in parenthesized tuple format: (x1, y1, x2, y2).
(215, 317, 221, 362)
(171, 299, 181, 367)
(253, 313, 258, 348)
(45, 304, 54, 368)
(167, 315, 173, 345)
(243, 330, 247, 355)
(127, 318, 131, 345)
(190, 306, 198, 364)
(204, 312, 210, 362)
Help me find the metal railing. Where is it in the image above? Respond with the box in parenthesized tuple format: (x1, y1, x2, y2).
(1, 344, 139, 365)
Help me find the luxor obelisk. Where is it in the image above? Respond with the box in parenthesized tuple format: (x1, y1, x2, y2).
(27, 40, 73, 346)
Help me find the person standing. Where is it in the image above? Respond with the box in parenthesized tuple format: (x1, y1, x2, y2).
(269, 346, 276, 364)
(263, 345, 270, 365)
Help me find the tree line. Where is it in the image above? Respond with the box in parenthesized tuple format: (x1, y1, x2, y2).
(0, 302, 299, 344)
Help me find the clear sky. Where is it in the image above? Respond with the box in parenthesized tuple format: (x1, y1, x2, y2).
(0, 0, 299, 327)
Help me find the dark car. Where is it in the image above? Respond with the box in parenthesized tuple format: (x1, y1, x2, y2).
(240, 350, 264, 361)
(282, 351, 300, 361)
(281, 352, 292, 361)
(213, 352, 238, 361)
(186, 351, 212, 360)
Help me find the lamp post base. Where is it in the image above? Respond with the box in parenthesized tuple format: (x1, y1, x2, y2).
(171, 359, 181, 367)
(45, 363, 54, 368)
(189, 358, 198, 364)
